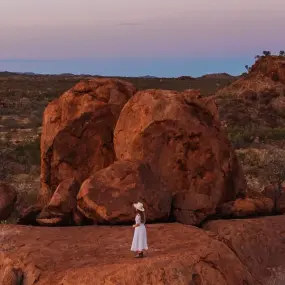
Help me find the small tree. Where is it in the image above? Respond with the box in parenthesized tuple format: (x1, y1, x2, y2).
(255, 55, 260, 60)
(262, 50, 271, 56)
(245, 65, 250, 72)
(279, 50, 285, 56)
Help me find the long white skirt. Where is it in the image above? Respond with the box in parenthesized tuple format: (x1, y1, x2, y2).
(131, 224, 148, 252)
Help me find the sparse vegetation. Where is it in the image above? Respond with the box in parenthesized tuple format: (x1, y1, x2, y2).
(227, 127, 285, 148)
(263, 150, 285, 190)
(263, 50, 271, 56)
(0, 72, 237, 216)
(237, 147, 285, 192)
(1, 62, 285, 218)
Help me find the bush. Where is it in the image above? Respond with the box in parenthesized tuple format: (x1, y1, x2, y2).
(227, 126, 285, 148)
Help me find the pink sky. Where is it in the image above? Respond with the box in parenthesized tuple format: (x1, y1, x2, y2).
(1, 0, 285, 59)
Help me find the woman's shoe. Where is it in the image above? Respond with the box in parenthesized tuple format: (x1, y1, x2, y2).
(135, 252, 144, 258)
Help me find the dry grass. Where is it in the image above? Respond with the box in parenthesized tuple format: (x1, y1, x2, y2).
(236, 146, 285, 191)
(1, 71, 285, 218)
(0, 73, 235, 216)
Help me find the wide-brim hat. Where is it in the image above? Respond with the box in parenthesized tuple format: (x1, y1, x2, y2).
(133, 202, 145, 212)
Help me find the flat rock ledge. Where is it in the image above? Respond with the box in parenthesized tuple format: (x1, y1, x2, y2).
(1, 216, 285, 285)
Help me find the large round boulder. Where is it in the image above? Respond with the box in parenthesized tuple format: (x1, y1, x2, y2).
(77, 160, 172, 224)
(114, 90, 246, 225)
(0, 182, 17, 221)
(40, 78, 136, 206)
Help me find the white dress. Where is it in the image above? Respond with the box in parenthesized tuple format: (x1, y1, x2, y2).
(131, 214, 148, 252)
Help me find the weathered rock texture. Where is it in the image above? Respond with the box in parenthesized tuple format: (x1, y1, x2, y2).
(77, 160, 171, 224)
(0, 182, 17, 221)
(216, 56, 285, 131)
(0, 222, 267, 285)
(1, 266, 23, 285)
(17, 205, 42, 226)
(204, 216, 285, 284)
(40, 78, 136, 206)
(114, 89, 246, 225)
(37, 178, 80, 226)
(215, 55, 285, 192)
(217, 189, 274, 218)
(250, 55, 285, 84)
(262, 185, 285, 214)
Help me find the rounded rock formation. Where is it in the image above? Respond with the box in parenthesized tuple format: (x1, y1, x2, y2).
(1, 266, 23, 285)
(262, 185, 285, 214)
(40, 78, 136, 206)
(77, 160, 172, 224)
(114, 89, 246, 225)
(0, 182, 17, 221)
(250, 55, 285, 84)
(37, 178, 80, 226)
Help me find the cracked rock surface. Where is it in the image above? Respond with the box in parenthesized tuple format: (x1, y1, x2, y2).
(203, 215, 285, 284)
(77, 160, 172, 224)
(114, 89, 246, 225)
(39, 78, 136, 206)
(0, 223, 256, 285)
(2, 216, 285, 285)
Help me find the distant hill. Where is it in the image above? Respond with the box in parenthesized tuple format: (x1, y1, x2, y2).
(21, 72, 36, 75)
(141, 75, 158, 78)
(0, 71, 20, 76)
(199, 73, 237, 79)
(176, 76, 195, 80)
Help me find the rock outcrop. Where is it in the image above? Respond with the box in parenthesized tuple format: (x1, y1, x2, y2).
(216, 56, 285, 131)
(1, 266, 23, 285)
(262, 185, 285, 214)
(37, 178, 80, 226)
(40, 78, 136, 206)
(0, 222, 258, 285)
(204, 216, 285, 284)
(0, 182, 17, 221)
(2, 216, 285, 284)
(215, 55, 285, 189)
(114, 89, 246, 225)
(250, 55, 285, 84)
(17, 205, 42, 226)
(216, 189, 274, 218)
(77, 160, 172, 224)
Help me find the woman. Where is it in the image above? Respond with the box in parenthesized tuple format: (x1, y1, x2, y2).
(131, 202, 148, 258)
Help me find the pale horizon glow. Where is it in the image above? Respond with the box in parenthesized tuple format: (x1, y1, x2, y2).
(1, 0, 285, 76)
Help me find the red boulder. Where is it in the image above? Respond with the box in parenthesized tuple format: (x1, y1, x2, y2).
(39, 78, 136, 206)
(114, 89, 246, 225)
(37, 178, 80, 226)
(0, 182, 17, 221)
(77, 160, 172, 224)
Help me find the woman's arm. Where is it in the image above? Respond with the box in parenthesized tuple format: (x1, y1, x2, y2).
(133, 214, 141, 227)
